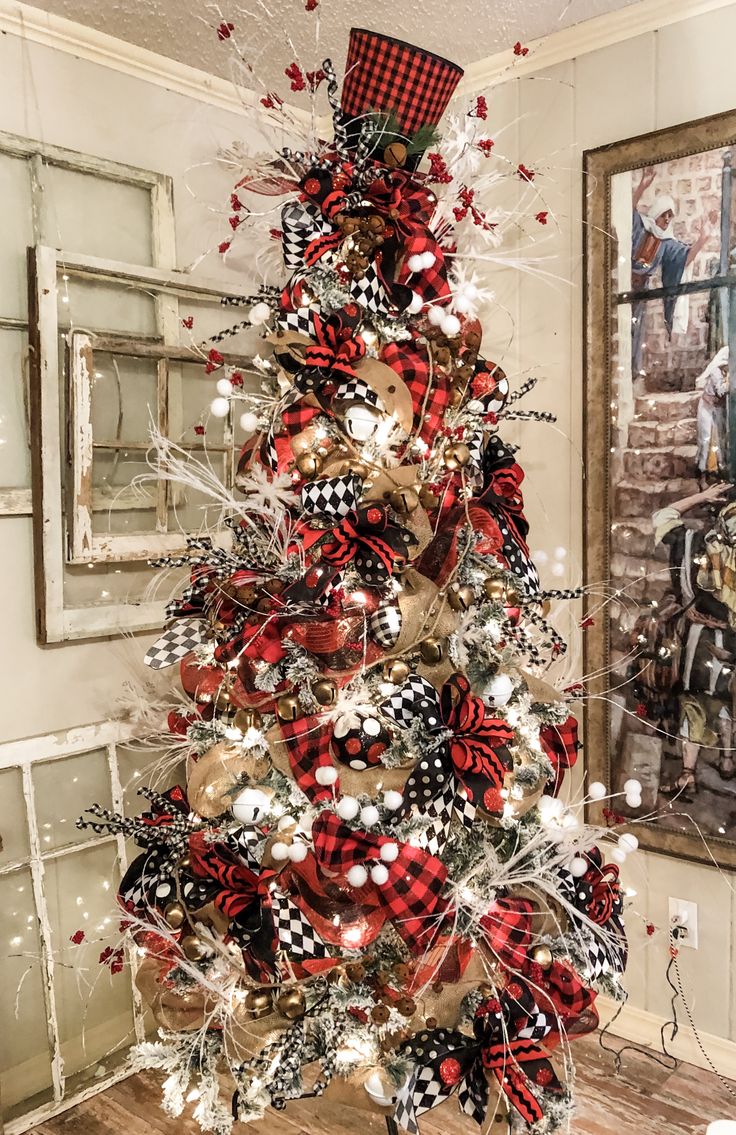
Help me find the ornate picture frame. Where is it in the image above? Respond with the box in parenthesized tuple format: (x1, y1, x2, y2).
(584, 109, 736, 868)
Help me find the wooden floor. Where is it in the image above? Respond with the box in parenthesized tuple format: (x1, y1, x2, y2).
(28, 1033, 736, 1135)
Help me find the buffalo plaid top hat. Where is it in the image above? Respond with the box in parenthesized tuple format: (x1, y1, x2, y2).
(340, 28, 463, 157)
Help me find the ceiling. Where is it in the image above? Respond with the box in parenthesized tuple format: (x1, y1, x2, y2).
(32, 0, 640, 88)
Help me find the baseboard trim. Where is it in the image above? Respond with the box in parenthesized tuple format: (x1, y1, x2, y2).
(597, 995, 736, 1080)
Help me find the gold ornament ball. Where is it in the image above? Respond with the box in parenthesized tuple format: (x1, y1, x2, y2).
(276, 693, 301, 721)
(483, 577, 506, 601)
(447, 583, 475, 612)
(178, 853, 191, 871)
(505, 588, 520, 607)
(419, 636, 445, 665)
(419, 487, 439, 509)
(296, 452, 322, 478)
(180, 934, 208, 962)
(531, 945, 554, 970)
(163, 901, 187, 930)
(234, 707, 263, 733)
(384, 658, 410, 685)
(312, 678, 337, 706)
(383, 141, 408, 168)
(348, 460, 370, 480)
(443, 442, 471, 471)
(389, 487, 420, 514)
(277, 987, 307, 1020)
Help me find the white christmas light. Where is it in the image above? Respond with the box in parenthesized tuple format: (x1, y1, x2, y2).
(420, 250, 436, 269)
(346, 864, 368, 887)
(407, 291, 424, 314)
(623, 778, 641, 794)
(210, 396, 230, 418)
(611, 848, 627, 865)
(408, 253, 425, 273)
(337, 796, 360, 821)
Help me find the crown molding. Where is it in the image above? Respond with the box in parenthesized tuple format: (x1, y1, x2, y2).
(1, 0, 734, 115)
(458, 0, 736, 93)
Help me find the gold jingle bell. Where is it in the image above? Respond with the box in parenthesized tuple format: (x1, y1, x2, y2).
(312, 678, 337, 706)
(245, 988, 273, 1018)
(163, 901, 187, 930)
(531, 945, 554, 970)
(419, 636, 445, 665)
(233, 708, 263, 733)
(383, 141, 407, 168)
(276, 693, 301, 722)
(483, 577, 506, 601)
(277, 986, 307, 1020)
(419, 487, 439, 510)
(389, 487, 420, 514)
(443, 442, 471, 471)
(178, 853, 191, 871)
(296, 452, 323, 478)
(180, 934, 208, 962)
(447, 583, 475, 612)
(384, 658, 410, 685)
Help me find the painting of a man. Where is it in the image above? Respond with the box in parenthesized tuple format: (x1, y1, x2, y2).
(695, 346, 729, 486)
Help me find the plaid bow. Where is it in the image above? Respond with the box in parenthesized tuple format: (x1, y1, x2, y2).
(319, 502, 417, 584)
(303, 310, 366, 382)
(480, 897, 535, 969)
(394, 981, 561, 1132)
(278, 716, 338, 802)
(311, 810, 449, 952)
(188, 830, 277, 959)
(364, 171, 451, 307)
(381, 336, 451, 445)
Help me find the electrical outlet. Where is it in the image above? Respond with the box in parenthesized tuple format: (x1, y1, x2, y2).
(668, 897, 698, 949)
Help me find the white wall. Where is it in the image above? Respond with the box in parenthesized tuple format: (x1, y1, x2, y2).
(2, 0, 736, 1065)
(482, 3, 736, 1046)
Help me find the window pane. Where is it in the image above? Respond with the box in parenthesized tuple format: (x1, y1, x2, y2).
(33, 749, 112, 852)
(0, 327, 31, 488)
(0, 867, 54, 1117)
(91, 447, 159, 535)
(44, 164, 153, 266)
(0, 767, 30, 863)
(44, 844, 135, 1080)
(117, 745, 187, 816)
(0, 153, 33, 322)
(63, 560, 187, 607)
(90, 352, 159, 445)
(60, 277, 157, 337)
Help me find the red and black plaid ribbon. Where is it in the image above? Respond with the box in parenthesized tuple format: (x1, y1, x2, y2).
(277, 715, 337, 802)
(534, 961, 598, 1036)
(319, 502, 417, 584)
(381, 337, 451, 445)
(480, 896, 534, 969)
(540, 715, 580, 796)
(311, 809, 449, 952)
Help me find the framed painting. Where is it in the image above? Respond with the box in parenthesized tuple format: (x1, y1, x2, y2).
(584, 109, 736, 868)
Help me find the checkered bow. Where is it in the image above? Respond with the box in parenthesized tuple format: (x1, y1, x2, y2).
(393, 981, 560, 1133)
(319, 501, 418, 585)
(382, 672, 515, 822)
(310, 809, 449, 952)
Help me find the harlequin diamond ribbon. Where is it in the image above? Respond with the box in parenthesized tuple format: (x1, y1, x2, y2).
(557, 846, 627, 977)
(394, 982, 561, 1133)
(382, 672, 515, 821)
(311, 810, 449, 952)
(319, 502, 417, 585)
(280, 199, 335, 272)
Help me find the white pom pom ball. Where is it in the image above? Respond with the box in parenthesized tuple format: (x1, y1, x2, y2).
(407, 291, 424, 314)
(216, 377, 233, 396)
(454, 295, 472, 314)
(239, 412, 259, 434)
(611, 847, 627, 865)
(626, 793, 642, 810)
(249, 301, 271, 325)
(570, 856, 588, 877)
(315, 766, 338, 786)
(588, 781, 607, 801)
(210, 396, 230, 418)
(277, 815, 296, 830)
(624, 778, 641, 794)
(618, 833, 639, 855)
(360, 805, 380, 828)
(464, 282, 479, 300)
(370, 863, 390, 885)
(420, 251, 436, 269)
(408, 254, 425, 273)
(427, 306, 445, 326)
(380, 842, 399, 863)
(441, 313, 461, 337)
(288, 842, 308, 863)
(383, 790, 403, 811)
(270, 841, 290, 861)
(336, 795, 360, 821)
(347, 864, 368, 887)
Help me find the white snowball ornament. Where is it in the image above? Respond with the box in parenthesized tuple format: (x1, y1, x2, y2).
(427, 305, 445, 326)
(336, 795, 360, 821)
(239, 411, 259, 434)
(407, 291, 424, 314)
(270, 841, 290, 861)
(249, 301, 271, 325)
(611, 848, 627, 865)
(216, 377, 233, 396)
(210, 396, 230, 418)
(380, 842, 399, 862)
(370, 863, 390, 885)
(588, 781, 607, 801)
(360, 805, 380, 828)
(315, 766, 338, 786)
(623, 778, 641, 794)
(618, 833, 639, 855)
(570, 856, 588, 877)
(440, 313, 461, 337)
(420, 251, 436, 269)
(288, 842, 308, 863)
(346, 864, 368, 887)
(383, 790, 403, 811)
(626, 792, 642, 809)
(485, 673, 514, 707)
(277, 815, 296, 830)
(454, 294, 472, 314)
(408, 254, 425, 273)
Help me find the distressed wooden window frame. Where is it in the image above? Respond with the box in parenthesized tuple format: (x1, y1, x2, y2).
(0, 129, 177, 518)
(28, 245, 254, 642)
(0, 720, 143, 1135)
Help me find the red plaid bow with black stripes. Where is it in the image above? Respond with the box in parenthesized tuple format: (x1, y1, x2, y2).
(441, 673, 515, 806)
(188, 830, 275, 948)
(311, 810, 449, 952)
(303, 311, 366, 381)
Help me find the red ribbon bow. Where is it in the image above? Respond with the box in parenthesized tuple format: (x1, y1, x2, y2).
(303, 311, 366, 382)
(441, 673, 515, 805)
(311, 810, 449, 952)
(319, 502, 415, 583)
(188, 830, 272, 922)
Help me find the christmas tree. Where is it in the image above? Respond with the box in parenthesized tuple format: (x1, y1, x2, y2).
(80, 26, 632, 1135)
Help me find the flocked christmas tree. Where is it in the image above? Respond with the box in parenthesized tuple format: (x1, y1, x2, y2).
(80, 25, 634, 1135)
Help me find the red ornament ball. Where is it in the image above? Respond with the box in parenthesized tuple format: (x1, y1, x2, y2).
(535, 1067, 554, 1087)
(439, 1058, 462, 1086)
(483, 787, 504, 813)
